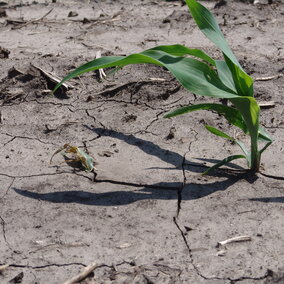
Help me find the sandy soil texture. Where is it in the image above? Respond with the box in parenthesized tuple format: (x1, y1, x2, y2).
(0, 0, 284, 283)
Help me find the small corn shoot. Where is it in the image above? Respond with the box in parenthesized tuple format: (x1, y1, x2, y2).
(54, 0, 272, 174)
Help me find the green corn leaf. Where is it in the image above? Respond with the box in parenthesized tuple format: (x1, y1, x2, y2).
(224, 54, 254, 97)
(235, 140, 250, 165)
(164, 103, 247, 133)
(215, 60, 236, 92)
(205, 125, 234, 140)
(205, 125, 250, 162)
(230, 97, 259, 138)
(149, 44, 216, 66)
(54, 49, 237, 98)
(202, 154, 246, 175)
(76, 148, 95, 172)
(258, 126, 273, 142)
(141, 50, 237, 98)
(185, 0, 240, 67)
(259, 140, 272, 155)
(258, 126, 273, 154)
(185, 0, 254, 98)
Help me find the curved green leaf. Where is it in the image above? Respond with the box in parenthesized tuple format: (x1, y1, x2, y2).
(258, 126, 273, 142)
(164, 103, 247, 133)
(186, 0, 254, 98)
(230, 97, 259, 137)
(185, 0, 240, 67)
(224, 54, 254, 97)
(258, 125, 273, 154)
(202, 154, 246, 175)
(54, 50, 237, 98)
(215, 60, 236, 92)
(259, 140, 272, 155)
(149, 44, 216, 66)
(205, 125, 234, 140)
(205, 125, 250, 161)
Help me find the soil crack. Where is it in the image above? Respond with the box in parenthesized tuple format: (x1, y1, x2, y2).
(94, 178, 179, 190)
(173, 216, 208, 281)
(176, 129, 198, 217)
(2, 132, 57, 146)
(9, 262, 86, 269)
(85, 109, 107, 131)
(0, 177, 15, 200)
(0, 215, 10, 248)
(227, 271, 270, 283)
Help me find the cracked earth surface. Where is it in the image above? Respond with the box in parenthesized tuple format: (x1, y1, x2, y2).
(0, 0, 284, 283)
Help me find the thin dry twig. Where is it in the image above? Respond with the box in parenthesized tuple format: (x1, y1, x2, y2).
(217, 235, 252, 247)
(8, 8, 53, 29)
(95, 50, 107, 80)
(31, 64, 74, 91)
(31, 8, 54, 23)
(0, 264, 9, 272)
(259, 101, 275, 108)
(62, 262, 98, 284)
(69, 13, 121, 25)
(254, 74, 282, 81)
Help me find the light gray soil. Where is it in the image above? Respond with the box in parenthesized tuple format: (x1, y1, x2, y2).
(0, 0, 283, 283)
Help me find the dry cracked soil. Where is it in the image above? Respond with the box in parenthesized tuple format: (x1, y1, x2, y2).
(0, 0, 284, 283)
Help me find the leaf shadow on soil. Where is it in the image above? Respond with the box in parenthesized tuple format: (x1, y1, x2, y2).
(12, 174, 253, 206)
(86, 127, 248, 173)
(249, 197, 284, 203)
(13, 128, 260, 206)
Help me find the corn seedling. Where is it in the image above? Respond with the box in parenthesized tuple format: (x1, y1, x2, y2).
(50, 144, 96, 172)
(54, 0, 272, 174)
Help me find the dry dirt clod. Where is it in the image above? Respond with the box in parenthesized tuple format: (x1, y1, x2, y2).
(0, 8, 7, 17)
(8, 272, 24, 284)
(68, 11, 78, 17)
(98, 151, 113, 157)
(7, 67, 25, 78)
(0, 46, 9, 58)
(165, 126, 176, 140)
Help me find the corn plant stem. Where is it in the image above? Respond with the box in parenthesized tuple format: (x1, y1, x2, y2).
(250, 136, 260, 172)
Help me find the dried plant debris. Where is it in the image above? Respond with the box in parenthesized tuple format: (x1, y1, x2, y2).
(31, 64, 74, 91)
(217, 235, 252, 247)
(50, 144, 97, 172)
(62, 262, 98, 284)
(0, 264, 9, 273)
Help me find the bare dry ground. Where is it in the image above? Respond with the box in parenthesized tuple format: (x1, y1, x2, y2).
(0, 0, 283, 283)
